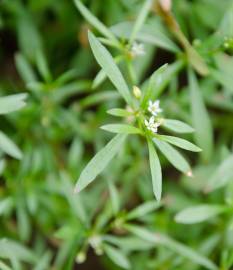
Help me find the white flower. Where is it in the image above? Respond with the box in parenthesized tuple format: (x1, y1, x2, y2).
(144, 116, 161, 133)
(148, 100, 162, 116)
(131, 42, 145, 57)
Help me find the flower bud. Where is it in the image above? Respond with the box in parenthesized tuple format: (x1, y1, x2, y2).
(76, 251, 86, 264)
(133, 86, 142, 99)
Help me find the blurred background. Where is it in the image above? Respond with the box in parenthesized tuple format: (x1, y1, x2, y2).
(0, 0, 233, 269)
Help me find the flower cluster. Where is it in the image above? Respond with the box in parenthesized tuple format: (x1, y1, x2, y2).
(144, 100, 162, 134)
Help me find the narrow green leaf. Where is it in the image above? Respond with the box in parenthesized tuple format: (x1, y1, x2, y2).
(0, 260, 12, 270)
(0, 239, 37, 263)
(17, 11, 42, 61)
(141, 61, 183, 109)
(127, 200, 162, 220)
(103, 235, 154, 252)
(35, 49, 52, 82)
(55, 69, 78, 85)
(80, 91, 120, 109)
(92, 69, 107, 89)
(108, 181, 120, 215)
(107, 108, 133, 117)
(73, 0, 118, 45)
(125, 225, 217, 270)
(0, 159, 6, 176)
(211, 68, 233, 93)
(101, 124, 142, 134)
(51, 80, 91, 104)
(111, 21, 179, 52)
(129, 0, 152, 45)
(0, 198, 13, 216)
(92, 56, 123, 89)
(15, 53, 37, 84)
(33, 251, 52, 270)
(162, 119, 194, 133)
(75, 134, 127, 193)
(16, 193, 30, 241)
(60, 172, 88, 226)
(147, 139, 162, 201)
(153, 138, 191, 174)
(104, 244, 130, 269)
(0, 94, 27, 115)
(187, 46, 209, 76)
(88, 32, 132, 106)
(124, 224, 163, 244)
(175, 204, 227, 224)
(188, 69, 213, 162)
(0, 131, 22, 160)
(162, 235, 217, 270)
(205, 154, 233, 192)
(157, 135, 202, 152)
(141, 64, 168, 108)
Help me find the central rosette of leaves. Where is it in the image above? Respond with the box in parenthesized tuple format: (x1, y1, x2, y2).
(74, 32, 201, 201)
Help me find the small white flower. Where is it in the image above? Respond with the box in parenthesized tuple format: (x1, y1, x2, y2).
(144, 116, 161, 133)
(131, 42, 145, 57)
(148, 100, 162, 116)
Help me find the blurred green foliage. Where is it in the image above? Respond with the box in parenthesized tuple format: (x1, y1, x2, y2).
(0, 0, 233, 269)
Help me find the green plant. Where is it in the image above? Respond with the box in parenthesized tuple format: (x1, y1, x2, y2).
(0, 0, 233, 269)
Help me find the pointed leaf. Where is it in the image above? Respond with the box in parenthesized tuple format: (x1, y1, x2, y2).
(125, 225, 217, 270)
(141, 64, 168, 108)
(73, 0, 118, 44)
(129, 0, 152, 45)
(107, 108, 133, 117)
(161, 235, 217, 270)
(205, 154, 233, 192)
(148, 139, 162, 201)
(101, 124, 142, 134)
(88, 32, 132, 105)
(75, 134, 127, 192)
(157, 135, 202, 152)
(153, 138, 191, 174)
(111, 21, 179, 52)
(188, 69, 213, 162)
(0, 131, 22, 160)
(162, 119, 194, 133)
(127, 200, 162, 220)
(0, 261, 12, 270)
(104, 244, 130, 269)
(35, 49, 52, 82)
(175, 204, 227, 224)
(15, 53, 36, 84)
(108, 181, 120, 215)
(0, 94, 27, 115)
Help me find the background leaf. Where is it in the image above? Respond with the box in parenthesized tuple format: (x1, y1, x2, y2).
(188, 69, 213, 162)
(0, 94, 27, 115)
(104, 244, 131, 269)
(175, 204, 227, 224)
(0, 131, 22, 160)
